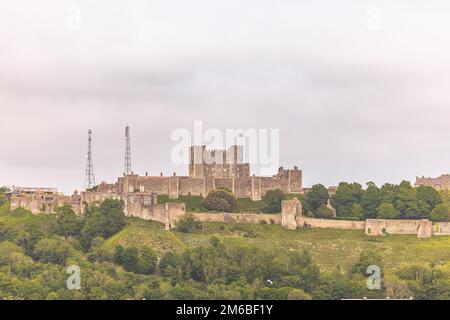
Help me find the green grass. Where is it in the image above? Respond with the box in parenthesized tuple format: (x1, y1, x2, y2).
(236, 194, 300, 213)
(236, 198, 269, 212)
(104, 218, 450, 279)
(2, 199, 450, 280)
(0, 201, 56, 233)
(158, 195, 209, 212)
(158, 195, 281, 213)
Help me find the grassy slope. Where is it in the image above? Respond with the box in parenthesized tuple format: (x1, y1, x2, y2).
(0, 201, 56, 233)
(158, 195, 208, 212)
(2, 200, 450, 281)
(104, 217, 450, 280)
(158, 194, 271, 213)
(158, 195, 300, 213)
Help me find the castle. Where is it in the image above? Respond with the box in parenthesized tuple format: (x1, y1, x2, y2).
(101, 145, 302, 201)
(7, 138, 450, 238)
(8, 180, 450, 238)
(9, 144, 302, 230)
(415, 174, 450, 190)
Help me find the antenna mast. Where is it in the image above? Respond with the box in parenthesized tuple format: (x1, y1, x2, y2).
(124, 125, 132, 175)
(84, 129, 96, 189)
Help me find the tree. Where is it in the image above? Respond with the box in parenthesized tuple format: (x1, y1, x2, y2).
(159, 251, 181, 277)
(380, 183, 398, 203)
(257, 287, 293, 300)
(32, 238, 72, 265)
(416, 186, 442, 216)
(114, 245, 156, 275)
(263, 189, 283, 213)
(136, 246, 157, 275)
(287, 288, 312, 300)
(120, 246, 139, 272)
(315, 204, 334, 219)
(332, 182, 363, 217)
(351, 251, 383, 277)
(80, 199, 126, 249)
(87, 237, 110, 262)
(114, 245, 125, 264)
(175, 214, 202, 233)
(202, 189, 238, 212)
(55, 205, 83, 240)
(360, 183, 381, 219)
(430, 204, 450, 222)
(376, 203, 399, 219)
(305, 184, 329, 212)
(350, 203, 364, 219)
(395, 181, 421, 219)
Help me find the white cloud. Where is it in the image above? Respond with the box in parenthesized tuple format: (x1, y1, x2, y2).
(1, 0, 450, 193)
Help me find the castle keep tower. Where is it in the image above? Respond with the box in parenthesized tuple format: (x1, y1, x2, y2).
(189, 145, 250, 179)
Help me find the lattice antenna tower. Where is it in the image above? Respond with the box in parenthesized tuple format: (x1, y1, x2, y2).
(84, 129, 96, 189)
(124, 125, 132, 175)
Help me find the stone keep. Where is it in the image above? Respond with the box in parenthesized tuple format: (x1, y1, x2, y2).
(281, 198, 302, 230)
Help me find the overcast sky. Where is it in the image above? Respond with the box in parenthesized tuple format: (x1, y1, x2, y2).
(1, 1, 450, 194)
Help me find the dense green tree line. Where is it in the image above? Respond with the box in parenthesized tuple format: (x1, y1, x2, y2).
(0, 189, 449, 300)
(300, 181, 449, 221)
(0, 195, 391, 300)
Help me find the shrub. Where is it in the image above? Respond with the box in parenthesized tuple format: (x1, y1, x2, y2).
(55, 205, 83, 240)
(315, 204, 334, 219)
(32, 238, 72, 265)
(430, 203, 450, 222)
(80, 199, 126, 249)
(175, 214, 202, 233)
(351, 251, 383, 277)
(114, 244, 157, 275)
(263, 189, 283, 213)
(376, 203, 399, 219)
(136, 246, 158, 275)
(202, 189, 238, 212)
(350, 203, 363, 219)
(287, 289, 312, 300)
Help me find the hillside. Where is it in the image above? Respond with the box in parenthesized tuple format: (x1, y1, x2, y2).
(105, 216, 450, 279)
(1, 200, 450, 300)
(3, 200, 450, 277)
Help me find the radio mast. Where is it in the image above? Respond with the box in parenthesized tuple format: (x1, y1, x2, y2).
(124, 125, 132, 175)
(84, 129, 96, 189)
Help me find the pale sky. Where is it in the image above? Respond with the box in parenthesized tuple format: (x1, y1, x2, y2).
(1, 1, 450, 194)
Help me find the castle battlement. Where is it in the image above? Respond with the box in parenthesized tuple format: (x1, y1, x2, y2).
(8, 144, 302, 228)
(415, 174, 450, 190)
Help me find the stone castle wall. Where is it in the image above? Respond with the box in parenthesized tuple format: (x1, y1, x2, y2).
(297, 217, 365, 230)
(9, 192, 449, 238)
(116, 169, 302, 201)
(365, 219, 434, 238)
(433, 222, 450, 235)
(10, 192, 79, 215)
(191, 212, 281, 224)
